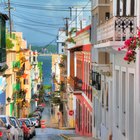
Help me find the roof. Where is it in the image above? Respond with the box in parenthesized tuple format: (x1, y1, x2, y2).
(76, 25, 91, 36)
(68, 44, 91, 52)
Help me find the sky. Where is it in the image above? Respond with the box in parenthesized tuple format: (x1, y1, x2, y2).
(1, 0, 91, 46)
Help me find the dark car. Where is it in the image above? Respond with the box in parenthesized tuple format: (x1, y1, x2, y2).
(18, 120, 30, 140)
(20, 118, 36, 138)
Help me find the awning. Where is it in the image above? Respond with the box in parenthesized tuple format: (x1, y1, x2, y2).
(67, 44, 91, 51)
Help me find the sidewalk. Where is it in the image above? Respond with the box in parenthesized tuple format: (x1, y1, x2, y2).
(61, 133, 99, 140)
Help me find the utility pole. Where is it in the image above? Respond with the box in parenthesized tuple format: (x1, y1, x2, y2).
(69, 7, 72, 20)
(8, 0, 12, 37)
(64, 17, 69, 36)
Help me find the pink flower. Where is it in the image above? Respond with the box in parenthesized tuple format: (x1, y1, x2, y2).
(138, 31, 140, 38)
(127, 50, 133, 55)
(124, 56, 129, 61)
(118, 48, 121, 51)
(125, 39, 131, 46)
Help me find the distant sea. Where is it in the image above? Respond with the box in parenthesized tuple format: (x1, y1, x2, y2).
(38, 56, 52, 85)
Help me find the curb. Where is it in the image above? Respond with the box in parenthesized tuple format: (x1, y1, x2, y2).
(60, 134, 71, 140)
(59, 127, 75, 130)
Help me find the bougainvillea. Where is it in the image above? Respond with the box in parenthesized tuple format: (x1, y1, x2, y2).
(118, 28, 140, 63)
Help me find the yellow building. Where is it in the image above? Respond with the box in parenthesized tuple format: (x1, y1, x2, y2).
(5, 32, 31, 117)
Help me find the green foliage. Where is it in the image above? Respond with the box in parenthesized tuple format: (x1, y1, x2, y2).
(31, 45, 57, 54)
(28, 112, 34, 118)
(61, 55, 67, 60)
(6, 38, 14, 49)
(43, 85, 52, 90)
(38, 62, 43, 78)
(50, 96, 61, 105)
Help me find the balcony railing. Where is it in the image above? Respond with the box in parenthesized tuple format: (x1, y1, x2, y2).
(68, 76, 82, 92)
(96, 16, 136, 44)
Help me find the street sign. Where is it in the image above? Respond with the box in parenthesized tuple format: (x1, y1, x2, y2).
(69, 110, 74, 116)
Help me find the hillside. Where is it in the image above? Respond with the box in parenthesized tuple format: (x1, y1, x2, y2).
(31, 45, 57, 54)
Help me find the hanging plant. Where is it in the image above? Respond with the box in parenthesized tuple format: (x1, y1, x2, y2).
(66, 37, 76, 44)
(118, 27, 140, 63)
(6, 38, 14, 49)
(7, 97, 11, 103)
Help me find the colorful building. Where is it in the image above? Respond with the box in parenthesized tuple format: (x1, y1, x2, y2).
(91, 0, 136, 140)
(5, 32, 31, 117)
(67, 25, 92, 136)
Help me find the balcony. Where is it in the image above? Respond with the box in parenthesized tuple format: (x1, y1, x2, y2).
(4, 68, 13, 75)
(95, 16, 136, 48)
(16, 69, 24, 77)
(68, 76, 83, 94)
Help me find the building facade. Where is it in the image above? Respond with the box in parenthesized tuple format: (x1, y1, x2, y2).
(56, 28, 67, 54)
(67, 25, 92, 136)
(91, 0, 136, 140)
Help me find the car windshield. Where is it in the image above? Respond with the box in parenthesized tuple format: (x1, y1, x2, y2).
(30, 118, 36, 121)
(0, 117, 7, 123)
(24, 120, 30, 126)
(12, 118, 20, 127)
(18, 120, 22, 127)
(11, 119, 16, 127)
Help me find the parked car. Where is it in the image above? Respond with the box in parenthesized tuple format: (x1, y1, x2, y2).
(10, 117, 24, 140)
(0, 118, 13, 140)
(32, 112, 41, 120)
(19, 118, 35, 138)
(18, 120, 30, 140)
(33, 111, 42, 118)
(0, 115, 19, 140)
(29, 118, 39, 128)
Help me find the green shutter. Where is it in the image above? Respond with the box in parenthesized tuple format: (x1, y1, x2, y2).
(10, 103, 14, 116)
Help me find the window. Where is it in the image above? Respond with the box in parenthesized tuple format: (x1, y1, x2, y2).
(24, 79, 28, 85)
(105, 12, 110, 20)
(115, 70, 119, 128)
(33, 56, 35, 61)
(62, 42, 65, 46)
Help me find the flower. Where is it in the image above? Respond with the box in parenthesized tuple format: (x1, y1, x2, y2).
(118, 28, 140, 63)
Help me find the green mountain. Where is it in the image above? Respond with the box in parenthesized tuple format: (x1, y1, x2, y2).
(31, 45, 57, 54)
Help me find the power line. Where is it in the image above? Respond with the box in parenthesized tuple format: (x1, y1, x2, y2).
(10, 2, 91, 12)
(12, 14, 62, 27)
(15, 23, 57, 37)
(44, 0, 91, 47)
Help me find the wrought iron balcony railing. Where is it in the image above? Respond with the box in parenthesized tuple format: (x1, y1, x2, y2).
(96, 16, 136, 44)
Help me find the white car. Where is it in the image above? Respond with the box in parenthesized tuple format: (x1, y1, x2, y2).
(10, 117, 24, 140)
(29, 117, 39, 128)
(0, 115, 19, 140)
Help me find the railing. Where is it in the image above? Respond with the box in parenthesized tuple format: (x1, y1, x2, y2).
(68, 76, 82, 91)
(96, 16, 136, 44)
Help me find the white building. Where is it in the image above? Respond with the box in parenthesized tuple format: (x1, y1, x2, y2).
(56, 28, 67, 54)
(91, 0, 137, 140)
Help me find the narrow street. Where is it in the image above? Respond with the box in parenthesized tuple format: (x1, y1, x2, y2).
(32, 102, 75, 140)
(32, 128, 65, 140)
